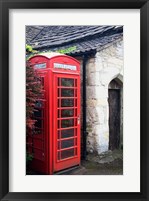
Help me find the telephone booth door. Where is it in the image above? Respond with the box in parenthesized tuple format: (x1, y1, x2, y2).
(53, 74, 80, 172)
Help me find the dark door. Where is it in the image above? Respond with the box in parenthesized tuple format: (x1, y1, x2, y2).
(108, 89, 120, 150)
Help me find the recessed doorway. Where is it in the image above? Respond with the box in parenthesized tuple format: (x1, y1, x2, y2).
(108, 78, 123, 150)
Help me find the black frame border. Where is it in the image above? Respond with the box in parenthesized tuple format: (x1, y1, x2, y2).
(0, 0, 149, 200)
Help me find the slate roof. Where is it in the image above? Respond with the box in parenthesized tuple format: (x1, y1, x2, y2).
(26, 26, 45, 44)
(26, 26, 123, 55)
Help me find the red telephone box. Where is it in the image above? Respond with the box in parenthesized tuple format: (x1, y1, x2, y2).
(27, 53, 81, 174)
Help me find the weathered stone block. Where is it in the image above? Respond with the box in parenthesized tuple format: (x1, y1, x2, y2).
(86, 86, 96, 99)
(86, 72, 100, 86)
(99, 67, 120, 86)
(85, 39, 123, 155)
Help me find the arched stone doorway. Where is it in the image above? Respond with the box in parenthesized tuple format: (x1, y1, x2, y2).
(108, 78, 123, 150)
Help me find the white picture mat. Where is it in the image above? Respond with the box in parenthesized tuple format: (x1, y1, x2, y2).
(9, 9, 140, 192)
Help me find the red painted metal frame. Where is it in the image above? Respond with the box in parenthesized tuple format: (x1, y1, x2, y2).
(28, 54, 80, 174)
(53, 74, 80, 172)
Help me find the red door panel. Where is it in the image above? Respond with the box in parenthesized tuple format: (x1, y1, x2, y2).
(53, 74, 80, 172)
(27, 71, 49, 173)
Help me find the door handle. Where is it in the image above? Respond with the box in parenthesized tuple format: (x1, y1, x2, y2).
(77, 115, 80, 125)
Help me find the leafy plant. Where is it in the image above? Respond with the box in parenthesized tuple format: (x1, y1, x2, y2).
(26, 45, 77, 60)
(26, 44, 38, 60)
(26, 61, 43, 130)
(57, 46, 76, 54)
(26, 46, 43, 166)
(26, 44, 33, 53)
(26, 152, 34, 163)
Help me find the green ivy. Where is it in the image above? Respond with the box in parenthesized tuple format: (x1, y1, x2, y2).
(26, 45, 77, 60)
(26, 44, 33, 53)
(57, 46, 76, 54)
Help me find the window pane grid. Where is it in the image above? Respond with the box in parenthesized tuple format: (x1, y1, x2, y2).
(58, 109, 75, 118)
(56, 77, 78, 161)
(57, 136, 77, 142)
(57, 116, 77, 120)
(57, 97, 77, 99)
(57, 87, 77, 89)
(57, 106, 77, 110)
(57, 126, 78, 131)
(57, 146, 77, 152)
(61, 78, 74, 87)
(57, 148, 78, 161)
(57, 119, 78, 129)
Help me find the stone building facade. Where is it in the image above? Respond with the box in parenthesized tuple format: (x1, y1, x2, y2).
(26, 26, 123, 155)
(81, 39, 123, 154)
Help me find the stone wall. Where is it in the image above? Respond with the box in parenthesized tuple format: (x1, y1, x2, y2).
(86, 39, 123, 154)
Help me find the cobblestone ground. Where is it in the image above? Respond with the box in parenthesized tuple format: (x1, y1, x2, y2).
(63, 158, 122, 175)
(64, 149, 123, 175)
(83, 158, 122, 175)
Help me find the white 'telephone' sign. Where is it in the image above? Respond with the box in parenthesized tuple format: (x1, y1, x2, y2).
(54, 63, 76, 70)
